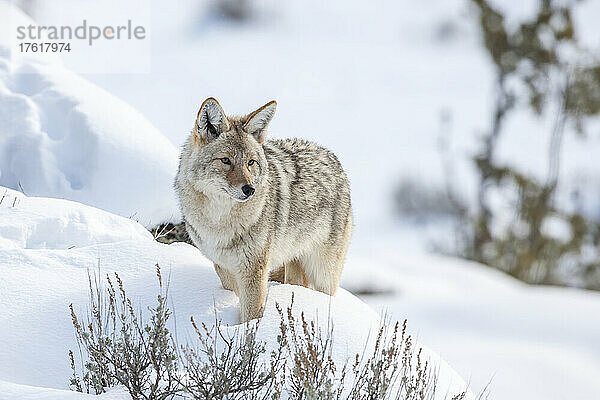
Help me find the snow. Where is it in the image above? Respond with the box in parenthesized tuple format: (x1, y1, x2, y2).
(0, 2, 179, 227)
(0, 186, 472, 399)
(1, 0, 600, 398)
(0, 381, 131, 400)
(343, 233, 600, 399)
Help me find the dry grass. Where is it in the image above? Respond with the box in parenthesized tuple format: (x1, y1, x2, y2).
(69, 267, 475, 399)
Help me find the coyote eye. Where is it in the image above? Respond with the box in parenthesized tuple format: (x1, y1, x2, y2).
(248, 160, 256, 166)
(220, 157, 231, 165)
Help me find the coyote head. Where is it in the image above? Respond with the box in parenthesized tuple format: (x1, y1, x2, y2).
(184, 98, 277, 202)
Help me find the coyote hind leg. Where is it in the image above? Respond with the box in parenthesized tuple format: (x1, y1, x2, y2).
(302, 250, 342, 295)
(302, 216, 352, 296)
(269, 265, 285, 283)
(285, 259, 309, 288)
(267, 261, 308, 288)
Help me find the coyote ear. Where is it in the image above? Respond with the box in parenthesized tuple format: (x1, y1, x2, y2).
(195, 98, 229, 142)
(244, 100, 277, 144)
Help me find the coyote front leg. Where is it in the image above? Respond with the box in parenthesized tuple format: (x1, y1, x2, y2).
(214, 264, 238, 295)
(237, 263, 268, 322)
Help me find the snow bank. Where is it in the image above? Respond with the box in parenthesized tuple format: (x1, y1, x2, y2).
(0, 2, 179, 227)
(344, 230, 600, 399)
(0, 186, 473, 399)
(0, 189, 151, 249)
(0, 380, 131, 400)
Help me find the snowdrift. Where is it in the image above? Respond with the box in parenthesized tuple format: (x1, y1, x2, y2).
(0, 2, 179, 227)
(0, 186, 473, 399)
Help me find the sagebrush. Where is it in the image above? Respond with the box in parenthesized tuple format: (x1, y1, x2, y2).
(69, 266, 472, 399)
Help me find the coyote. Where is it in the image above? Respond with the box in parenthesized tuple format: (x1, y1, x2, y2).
(175, 98, 352, 322)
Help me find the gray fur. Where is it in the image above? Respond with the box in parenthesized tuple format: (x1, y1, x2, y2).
(175, 98, 352, 322)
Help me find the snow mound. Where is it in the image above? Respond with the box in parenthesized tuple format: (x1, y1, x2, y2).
(0, 380, 131, 400)
(0, 188, 151, 249)
(0, 3, 179, 227)
(0, 187, 473, 399)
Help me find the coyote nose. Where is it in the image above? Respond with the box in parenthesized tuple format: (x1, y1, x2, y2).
(241, 184, 255, 197)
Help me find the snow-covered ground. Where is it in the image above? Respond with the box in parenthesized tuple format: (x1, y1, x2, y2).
(0, 2, 179, 227)
(344, 235, 600, 399)
(0, 187, 472, 399)
(1, 0, 600, 399)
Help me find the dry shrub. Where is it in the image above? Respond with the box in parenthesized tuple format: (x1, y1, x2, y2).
(70, 271, 474, 399)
